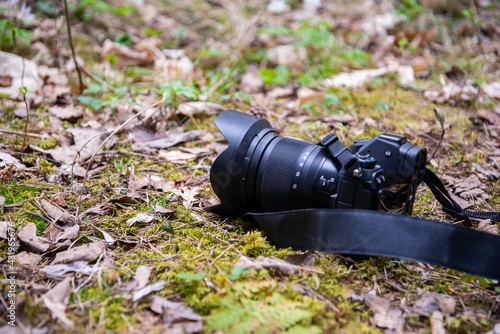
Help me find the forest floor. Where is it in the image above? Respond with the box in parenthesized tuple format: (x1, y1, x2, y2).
(0, 0, 500, 333)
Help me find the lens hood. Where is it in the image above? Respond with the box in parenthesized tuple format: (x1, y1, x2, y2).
(208, 110, 275, 217)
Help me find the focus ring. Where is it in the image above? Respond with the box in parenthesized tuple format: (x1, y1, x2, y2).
(260, 138, 309, 211)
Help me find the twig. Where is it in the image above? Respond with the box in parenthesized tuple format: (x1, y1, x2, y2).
(20, 58, 30, 150)
(1, 196, 44, 208)
(82, 93, 167, 182)
(62, 0, 83, 94)
(0, 129, 44, 138)
(79, 65, 119, 93)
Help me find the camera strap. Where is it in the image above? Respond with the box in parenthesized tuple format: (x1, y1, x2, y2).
(248, 169, 500, 279)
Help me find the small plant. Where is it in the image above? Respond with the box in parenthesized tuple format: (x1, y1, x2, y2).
(396, 0, 425, 21)
(222, 91, 252, 104)
(0, 18, 33, 50)
(376, 100, 391, 111)
(226, 266, 253, 281)
(158, 80, 200, 106)
(177, 271, 206, 282)
(259, 66, 290, 85)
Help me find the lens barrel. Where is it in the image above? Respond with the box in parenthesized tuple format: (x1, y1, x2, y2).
(209, 110, 342, 217)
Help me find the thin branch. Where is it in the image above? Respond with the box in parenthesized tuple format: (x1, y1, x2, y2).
(20, 58, 30, 150)
(62, 0, 83, 94)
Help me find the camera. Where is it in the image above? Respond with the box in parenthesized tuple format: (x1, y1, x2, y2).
(208, 110, 427, 218)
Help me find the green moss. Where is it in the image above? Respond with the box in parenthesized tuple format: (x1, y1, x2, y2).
(39, 159, 54, 173)
(38, 137, 58, 149)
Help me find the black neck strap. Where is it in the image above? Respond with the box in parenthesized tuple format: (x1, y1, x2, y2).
(246, 169, 500, 279)
(423, 168, 500, 222)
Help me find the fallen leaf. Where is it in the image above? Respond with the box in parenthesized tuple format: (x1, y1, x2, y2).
(158, 150, 197, 163)
(16, 251, 42, 266)
(47, 127, 106, 164)
(52, 241, 106, 264)
(40, 199, 74, 225)
(236, 255, 303, 276)
(430, 311, 446, 334)
(325, 65, 414, 88)
(125, 265, 152, 291)
(412, 290, 455, 316)
(266, 44, 307, 70)
(126, 212, 156, 227)
(487, 323, 500, 334)
(477, 109, 500, 127)
(363, 293, 405, 332)
(154, 48, 198, 82)
(41, 277, 74, 327)
(150, 295, 203, 333)
(146, 128, 206, 149)
(240, 69, 264, 94)
(0, 221, 8, 239)
(0, 51, 43, 101)
(132, 280, 167, 302)
(477, 219, 499, 235)
(101, 39, 153, 68)
(41, 261, 100, 276)
(53, 224, 79, 244)
(177, 101, 225, 117)
(482, 82, 500, 99)
(155, 204, 175, 214)
(17, 223, 51, 253)
(48, 105, 83, 121)
(0, 152, 26, 171)
(284, 251, 316, 267)
(92, 225, 116, 245)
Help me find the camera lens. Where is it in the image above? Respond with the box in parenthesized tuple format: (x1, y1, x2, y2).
(208, 110, 341, 217)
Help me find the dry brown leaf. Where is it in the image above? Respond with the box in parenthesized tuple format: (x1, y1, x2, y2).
(48, 105, 83, 121)
(155, 204, 176, 214)
(236, 255, 303, 276)
(430, 311, 445, 334)
(240, 69, 264, 94)
(158, 150, 197, 163)
(146, 128, 206, 149)
(126, 212, 156, 227)
(363, 293, 405, 333)
(153, 49, 198, 82)
(41, 261, 100, 276)
(101, 39, 153, 68)
(150, 295, 202, 333)
(41, 277, 74, 327)
(284, 251, 317, 267)
(267, 44, 307, 70)
(325, 65, 414, 88)
(16, 251, 42, 266)
(17, 223, 51, 253)
(477, 219, 499, 235)
(52, 241, 106, 264)
(125, 265, 152, 292)
(0, 221, 8, 239)
(132, 281, 167, 302)
(41, 199, 74, 225)
(482, 82, 500, 99)
(478, 109, 500, 127)
(177, 102, 225, 117)
(0, 51, 42, 101)
(54, 225, 79, 244)
(412, 290, 456, 316)
(0, 152, 26, 171)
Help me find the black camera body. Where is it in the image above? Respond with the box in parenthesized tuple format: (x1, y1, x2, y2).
(208, 110, 427, 218)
